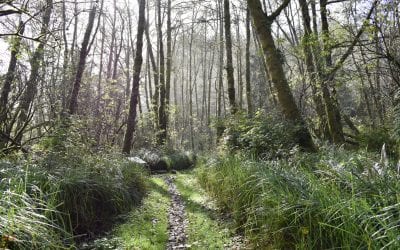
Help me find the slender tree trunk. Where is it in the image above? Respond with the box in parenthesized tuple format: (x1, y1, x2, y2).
(166, 0, 172, 107)
(0, 21, 24, 149)
(68, 2, 97, 115)
(122, 0, 146, 154)
(157, 0, 167, 144)
(145, 13, 160, 126)
(224, 0, 237, 114)
(95, 25, 105, 146)
(15, 0, 53, 145)
(245, 6, 254, 115)
(298, 0, 327, 138)
(247, 0, 316, 151)
(319, 0, 345, 144)
(0, 21, 24, 122)
(236, 13, 244, 110)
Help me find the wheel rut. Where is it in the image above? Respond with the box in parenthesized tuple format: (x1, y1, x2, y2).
(165, 176, 188, 250)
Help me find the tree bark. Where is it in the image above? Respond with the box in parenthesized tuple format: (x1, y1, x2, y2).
(224, 0, 237, 114)
(247, 0, 316, 151)
(0, 21, 24, 122)
(0, 21, 24, 149)
(68, 2, 97, 114)
(15, 0, 53, 145)
(157, 0, 167, 144)
(122, 0, 146, 154)
(298, 0, 327, 138)
(245, 6, 254, 115)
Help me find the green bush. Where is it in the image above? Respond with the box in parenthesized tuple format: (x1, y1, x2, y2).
(357, 126, 397, 158)
(0, 123, 149, 248)
(219, 111, 299, 159)
(197, 148, 400, 249)
(0, 162, 71, 249)
(55, 155, 148, 240)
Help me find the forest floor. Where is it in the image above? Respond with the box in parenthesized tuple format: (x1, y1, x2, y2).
(86, 171, 248, 249)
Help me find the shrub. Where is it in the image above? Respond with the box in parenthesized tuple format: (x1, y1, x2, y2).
(197, 148, 400, 249)
(0, 162, 71, 249)
(219, 111, 299, 159)
(357, 126, 397, 158)
(0, 124, 149, 248)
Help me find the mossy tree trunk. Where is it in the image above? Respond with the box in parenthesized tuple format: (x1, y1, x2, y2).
(0, 21, 24, 149)
(319, 0, 345, 144)
(298, 0, 327, 139)
(15, 0, 53, 145)
(247, 0, 316, 151)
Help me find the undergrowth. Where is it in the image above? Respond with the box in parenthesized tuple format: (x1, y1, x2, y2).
(82, 177, 170, 250)
(0, 121, 148, 248)
(197, 147, 400, 249)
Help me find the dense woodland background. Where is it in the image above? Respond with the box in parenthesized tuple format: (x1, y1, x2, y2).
(1, 0, 400, 249)
(0, 0, 398, 153)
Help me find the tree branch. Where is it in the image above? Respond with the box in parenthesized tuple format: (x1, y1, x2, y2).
(328, 0, 378, 79)
(0, 9, 20, 16)
(268, 0, 291, 21)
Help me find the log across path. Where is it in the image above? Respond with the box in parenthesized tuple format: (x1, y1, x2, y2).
(165, 176, 189, 249)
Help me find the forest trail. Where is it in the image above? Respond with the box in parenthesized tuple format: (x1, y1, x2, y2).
(165, 176, 188, 249)
(86, 171, 248, 249)
(162, 172, 248, 249)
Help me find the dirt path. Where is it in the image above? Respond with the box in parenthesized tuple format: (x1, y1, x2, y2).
(165, 176, 189, 250)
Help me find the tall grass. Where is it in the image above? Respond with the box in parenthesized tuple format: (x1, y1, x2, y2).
(197, 148, 400, 249)
(0, 161, 70, 249)
(0, 150, 148, 248)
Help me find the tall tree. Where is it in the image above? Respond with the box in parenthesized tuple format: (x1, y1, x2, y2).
(0, 21, 24, 149)
(157, 0, 167, 144)
(14, 0, 53, 145)
(298, 0, 327, 138)
(122, 0, 146, 154)
(0, 21, 24, 123)
(247, 0, 316, 151)
(68, 1, 98, 115)
(224, 0, 236, 114)
(245, 6, 253, 115)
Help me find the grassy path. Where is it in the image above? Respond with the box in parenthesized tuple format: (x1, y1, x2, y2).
(174, 172, 246, 249)
(88, 171, 246, 249)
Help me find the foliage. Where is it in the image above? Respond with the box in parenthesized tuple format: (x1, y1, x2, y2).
(0, 162, 70, 249)
(219, 111, 299, 159)
(83, 177, 170, 250)
(0, 123, 149, 248)
(357, 126, 397, 158)
(197, 148, 400, 249)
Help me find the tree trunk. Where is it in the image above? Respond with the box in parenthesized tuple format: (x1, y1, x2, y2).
(122, 0, 146, 154)
(0, 21, 24, 123)
(247, 0, 316, 151)
(319, 0, 345, 144)
(68, 2, 97, 114)
(298, 0, 327, 138)
(224, 0, 237, 114)
(15, 0, 53, 145)
(157, 0, 167, 144)
(245, 6, 254, 115)
(0, 21, 24, 149)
